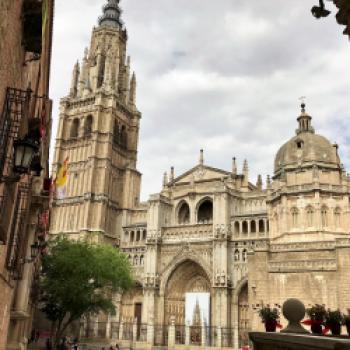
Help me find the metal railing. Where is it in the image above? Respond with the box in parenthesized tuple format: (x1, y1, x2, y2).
(79, 321, 244, 348)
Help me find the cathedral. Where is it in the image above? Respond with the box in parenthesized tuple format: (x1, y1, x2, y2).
(50, 0, 350, 348)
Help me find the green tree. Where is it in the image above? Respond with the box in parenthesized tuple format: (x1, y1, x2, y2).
(39, 236, 133, 348)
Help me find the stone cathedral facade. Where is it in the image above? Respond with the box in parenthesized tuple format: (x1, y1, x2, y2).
(50, 0, 350, 347)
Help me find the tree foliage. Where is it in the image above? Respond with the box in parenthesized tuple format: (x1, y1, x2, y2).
(39, 236, 133, 345)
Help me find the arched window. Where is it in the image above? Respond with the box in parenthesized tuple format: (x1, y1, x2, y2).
(120, 125, 127, 148)
(130, 231, 135, 242)
(71, 118, 79, 138)
(242, 221, 248, 234)
(136, 231, 140, 241)
(291, 207, 299, 227)
(242, 249, 247, 262)
(259, 219, 264, 233)
(306, 206, 314, 227)
(97, 55, 106, 88)
(234, 249, 240, 262)
(251, 221, 256, 234)
(234, 221, 240, 235)
(197, 199, 213, 223)
(142, 230, 147, 240)
(273, 213, 279, 233)
(321, 206, 328, 228)
(113, 121, 120, 145)
(178, 201, 190, 224)
(84, 115, 93, 136)
(334, 207, 341, 228)
(133, 255, 138, 265)
(140, 255, 144, 266)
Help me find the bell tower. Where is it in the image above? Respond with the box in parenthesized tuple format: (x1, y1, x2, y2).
(51, 0, 142, 242)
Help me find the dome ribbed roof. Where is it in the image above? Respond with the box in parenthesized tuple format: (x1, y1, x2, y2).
(274, 105, 341, 175)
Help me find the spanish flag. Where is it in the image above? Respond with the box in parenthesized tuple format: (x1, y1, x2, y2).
(55, 157, 69, 199)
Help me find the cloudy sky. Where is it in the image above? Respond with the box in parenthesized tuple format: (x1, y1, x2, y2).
(51, 0, 350, 200)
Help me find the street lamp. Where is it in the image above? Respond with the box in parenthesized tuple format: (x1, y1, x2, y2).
(30, 241, 40, 260)
(311, 0, 331, 19)
(13, 136, 39, 174)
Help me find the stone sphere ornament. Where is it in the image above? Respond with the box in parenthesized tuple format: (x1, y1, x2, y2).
(281, 298, 310, 334)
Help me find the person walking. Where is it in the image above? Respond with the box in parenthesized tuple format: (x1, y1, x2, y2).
(45, 337, 53, 350)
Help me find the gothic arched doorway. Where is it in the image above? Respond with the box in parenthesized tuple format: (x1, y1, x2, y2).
(164, 260, 211, 345)
(164, 260, 211, 325)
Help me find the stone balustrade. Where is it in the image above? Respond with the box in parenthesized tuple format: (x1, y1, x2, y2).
(162, 224, 213, 242)
(249, 298, 350, 350)
(249, 332, 350, 350)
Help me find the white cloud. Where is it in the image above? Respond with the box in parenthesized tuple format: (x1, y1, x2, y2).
(50, 0, 350, 200)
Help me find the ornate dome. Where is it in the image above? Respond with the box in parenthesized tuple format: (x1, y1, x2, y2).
(274, 104, 340, 175)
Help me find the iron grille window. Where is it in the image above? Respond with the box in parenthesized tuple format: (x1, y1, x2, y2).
(0, 88, 31, 179)
(6, 182, 31, 279)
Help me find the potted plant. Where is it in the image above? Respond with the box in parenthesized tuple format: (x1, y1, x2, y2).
(303, 304, 327, 335)
(258, 306, 281, 332)
(344, 315, 350, 336)
(325, 309, 344, 336)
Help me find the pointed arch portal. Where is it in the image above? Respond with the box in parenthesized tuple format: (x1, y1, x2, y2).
(164, 259, 211, 327)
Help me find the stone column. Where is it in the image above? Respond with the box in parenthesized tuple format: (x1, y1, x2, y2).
(201, 322, 206, 346)
(233, 303, 239, 350)
(106, 315, 111, 339)
(93, 316, 99, 338)
(133, 318, 138, 341)
(216, 326, 222, 348)
(185, 322, 190, 345)
(147, 322, 154, 345)
(168, 316, 175, 347)
(80, 318, 87, 339)
(119, 321, 124, 340)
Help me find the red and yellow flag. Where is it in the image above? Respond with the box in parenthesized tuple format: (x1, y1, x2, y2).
(55, 157, 69, 199)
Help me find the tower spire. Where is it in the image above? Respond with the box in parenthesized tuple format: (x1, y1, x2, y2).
(98, 0, 123, 28)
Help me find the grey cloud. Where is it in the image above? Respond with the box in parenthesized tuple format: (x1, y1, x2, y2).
(50, 0, 350, 200)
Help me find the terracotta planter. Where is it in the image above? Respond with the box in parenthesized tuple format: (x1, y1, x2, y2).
(329, 322, 341, 336)
(265, 321, 277, 332)
(311, 322, 323, 335)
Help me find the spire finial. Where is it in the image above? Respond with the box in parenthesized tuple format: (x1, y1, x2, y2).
(232, 157, 237, 176)
(199, 149, 204, 165)
(98, 0, 123, 28)
(296, 97, 314, 135)
(256, 174, 263, 190)
(169, 166, 175, 182)
(163, 172, 168, 188)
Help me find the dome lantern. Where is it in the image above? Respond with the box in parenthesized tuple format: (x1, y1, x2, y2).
(296, 103, 314, 135)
